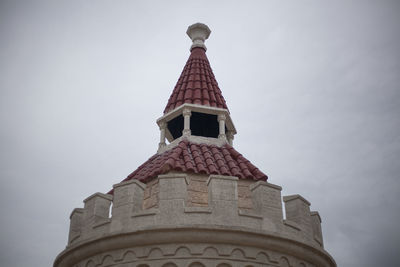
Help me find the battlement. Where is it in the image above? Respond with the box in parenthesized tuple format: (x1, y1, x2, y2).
(67, 172, 324, 250)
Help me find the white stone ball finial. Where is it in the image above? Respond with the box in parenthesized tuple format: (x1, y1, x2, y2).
(186, 23, 211, 51)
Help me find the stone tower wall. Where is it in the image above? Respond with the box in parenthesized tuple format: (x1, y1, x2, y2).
(55, 172, 335, 267)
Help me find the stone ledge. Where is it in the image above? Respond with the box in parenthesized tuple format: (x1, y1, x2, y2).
(314, 235, 323, 247)
(69, 208, 84, 219)
(206, 175, 238, 185)
(283, 194, 311, 206)
(131, 209, 159, 218)
(93, 219, 111, 229)
(113, 179, 146, 190)
(238, 210, 263, 219)
(158, 173, 188, 184)
(283, 219, 301, 231)
(184, 207, 212, 214)
(250, 181, 282, 191)
(55, 226, 336, 267)
(311, 211, 322, 222)
(68, 233, 81, 244)
(83, 192, 113, 203)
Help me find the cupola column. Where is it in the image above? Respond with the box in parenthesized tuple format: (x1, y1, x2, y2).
(227, 131, 234, 146)
(182, 108, 191, 136)
(158, 121, 167, 150)
(218, 114, 226, 140)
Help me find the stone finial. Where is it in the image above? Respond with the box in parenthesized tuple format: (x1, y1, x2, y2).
(186, 23, 211, 51)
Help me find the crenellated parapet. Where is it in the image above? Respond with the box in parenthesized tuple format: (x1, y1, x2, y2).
(65, 173, 326, 249)
(56, 173, 335, 267)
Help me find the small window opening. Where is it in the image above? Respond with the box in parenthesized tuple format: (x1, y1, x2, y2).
(167, 115, 184, 140)
(166, 112, 221, 141)
(191, 112, 219, 138)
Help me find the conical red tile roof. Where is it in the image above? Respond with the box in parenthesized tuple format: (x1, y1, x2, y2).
(116, 140, 267, 188)
(163, 47, 228, 114)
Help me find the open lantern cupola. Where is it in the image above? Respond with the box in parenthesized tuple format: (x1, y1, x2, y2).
(157, 23, 236, 151)
(117, 22, 266, 185)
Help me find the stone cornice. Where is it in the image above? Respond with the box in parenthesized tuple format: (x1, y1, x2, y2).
(54, 226, 336, 267)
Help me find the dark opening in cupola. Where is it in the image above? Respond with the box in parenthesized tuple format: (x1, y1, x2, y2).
(167, 112, 223, 141)
(191, 112, 219, 138)
(167, 115, 184, 140)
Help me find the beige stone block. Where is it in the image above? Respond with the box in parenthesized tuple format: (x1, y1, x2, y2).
(187, 180, 208, 193)
(158, 173, 188, 200)
(143, 187, 151, 199)
(188, 173, 209, 182)
(238, 185, 251, 198)
(112, 179, 145, 209)
(190, 202, 208, 207)
(188, 191, 208, 205)
(143, 195, 158, 210)
(146, 178, 158, 187)
(250, 181, 283, 223)
(151, 182, 160, 195)
(207, 175, 238, 201)
(238, 197, 253, 209)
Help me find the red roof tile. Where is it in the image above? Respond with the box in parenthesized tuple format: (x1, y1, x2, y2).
(111, 140, 267, 191)
(163, 47, 228, 114)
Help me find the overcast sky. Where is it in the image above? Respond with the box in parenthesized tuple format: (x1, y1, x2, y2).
(1, 1, 399, 266)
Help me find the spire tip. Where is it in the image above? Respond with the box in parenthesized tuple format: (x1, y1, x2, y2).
(186, 23, 211, 51)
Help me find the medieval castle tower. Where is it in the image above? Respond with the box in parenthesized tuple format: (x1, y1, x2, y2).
(54, 23, 336, 267)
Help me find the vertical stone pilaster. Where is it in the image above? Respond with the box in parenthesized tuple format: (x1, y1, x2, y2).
(218, 114, 226, 140)
(311, 211, 324, 247)
(182, 108, 191, 136)
(158, 121, 167, 151)
(207, 175, 238, 224)
(158, 173, 188, 200)
(207, 175, 238, 201)
(227, 131, 234, 146)
(250, 181, 283, 230)
(110, 179, 146, 232)
(84, 193, 113, 220)
(83, 193, 113, 228)
(79, 193, 113, 239)
(157, 173, 188, 225)
(68, 208, 84, 244)
(283, 195, 313, 240)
